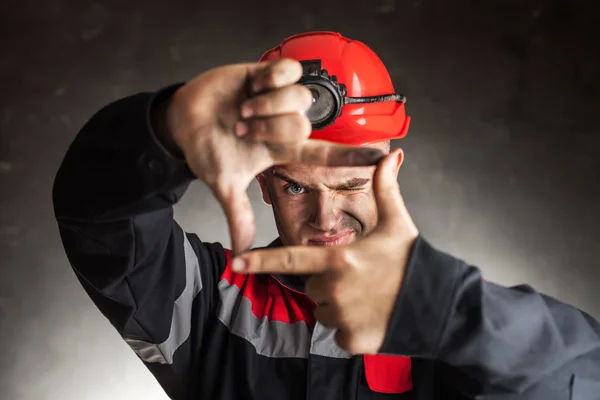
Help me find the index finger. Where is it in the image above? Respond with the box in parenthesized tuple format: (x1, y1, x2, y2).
(232, 246, 333, 275)
(269, 140, 386, 167)
(251, 58, 303, 94)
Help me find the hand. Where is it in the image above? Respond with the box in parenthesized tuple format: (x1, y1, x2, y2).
(231, 149, 419, 354)
(165, 59, 385, 254)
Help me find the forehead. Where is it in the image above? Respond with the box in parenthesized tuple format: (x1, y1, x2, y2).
(272, 163, 375, 185)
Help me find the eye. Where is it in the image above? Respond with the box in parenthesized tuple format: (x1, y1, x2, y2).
(285, 184, 306, 195)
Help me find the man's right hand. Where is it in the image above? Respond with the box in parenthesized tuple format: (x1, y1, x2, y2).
(163, 59, 384, 254)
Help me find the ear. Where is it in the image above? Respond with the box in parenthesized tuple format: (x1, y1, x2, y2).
(395, 150, 404, 177)
(255, 173, 272, 206)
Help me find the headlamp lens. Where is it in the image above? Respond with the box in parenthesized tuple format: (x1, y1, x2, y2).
(305, 82, 337, 126)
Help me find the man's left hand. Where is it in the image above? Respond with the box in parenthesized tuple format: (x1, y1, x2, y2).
(232, 149, 419, 354)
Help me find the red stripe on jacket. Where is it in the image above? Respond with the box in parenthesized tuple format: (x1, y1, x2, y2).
(221, 249, 412, 394)
(221, 249, 316, 326)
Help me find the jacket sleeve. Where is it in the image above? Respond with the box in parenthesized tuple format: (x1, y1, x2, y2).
(379, 236, 600, 398)
(52, 85, 229, 400)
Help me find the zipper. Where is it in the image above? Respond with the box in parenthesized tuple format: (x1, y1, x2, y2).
(306, 322, 320, 400)
(271, 274, 317, 400)
(306, 352, 312, 400)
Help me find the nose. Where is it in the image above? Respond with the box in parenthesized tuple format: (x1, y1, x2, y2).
(308, 193, 341, 232)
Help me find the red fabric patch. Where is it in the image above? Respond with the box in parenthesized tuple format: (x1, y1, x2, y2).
(363, 354, 413, 394)
(221, 249, 316, 326)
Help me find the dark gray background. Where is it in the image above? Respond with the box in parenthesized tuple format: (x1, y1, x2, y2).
(1, 0, 599, 398)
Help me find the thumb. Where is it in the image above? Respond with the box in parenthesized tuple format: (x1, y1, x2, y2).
(213, 184, 256, 255)
(373, 149, 405, 231)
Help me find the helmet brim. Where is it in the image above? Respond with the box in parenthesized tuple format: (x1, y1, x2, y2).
(309, 103, 411, 146)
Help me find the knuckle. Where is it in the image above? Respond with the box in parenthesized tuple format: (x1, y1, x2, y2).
(251, 118, 269, 135)
(255, 97, 273, 115)
(282, 250, 296, 272)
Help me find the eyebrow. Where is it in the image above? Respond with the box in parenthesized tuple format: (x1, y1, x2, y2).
(272, 171, 370, 191)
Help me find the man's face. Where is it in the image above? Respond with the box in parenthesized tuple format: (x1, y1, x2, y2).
(257, 142, 391, 247)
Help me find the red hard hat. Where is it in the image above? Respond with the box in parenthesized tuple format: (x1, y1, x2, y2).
(259, 31, 410, 146)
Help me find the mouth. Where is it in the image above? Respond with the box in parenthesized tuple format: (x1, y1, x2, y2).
(306, 231, 355, 247)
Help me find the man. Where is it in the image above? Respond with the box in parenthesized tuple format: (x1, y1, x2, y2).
(53, 31, 600, 399)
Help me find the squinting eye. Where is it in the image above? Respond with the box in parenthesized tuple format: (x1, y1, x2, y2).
(286, 185, 305, 195)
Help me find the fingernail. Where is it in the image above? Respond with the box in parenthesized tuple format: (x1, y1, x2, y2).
(232, 257, 248, 273)
(241, 103, 253, 118)
(235, 121, 248, 136)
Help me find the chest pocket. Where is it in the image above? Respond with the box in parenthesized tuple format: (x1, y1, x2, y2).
(363, 355, 413, 394)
